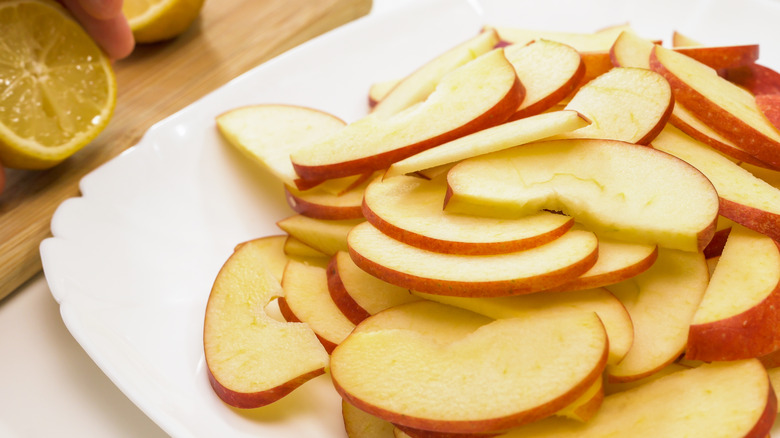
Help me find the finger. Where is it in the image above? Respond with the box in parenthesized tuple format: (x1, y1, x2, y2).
(60, 0, 135, 60)
(77, 0, 123, 20)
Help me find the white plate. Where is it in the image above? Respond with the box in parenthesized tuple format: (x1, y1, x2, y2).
(40, 0, 780, 436)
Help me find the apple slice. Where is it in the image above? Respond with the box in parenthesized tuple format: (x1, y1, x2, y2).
(605, 248, 708, 382)
(276, 215, 364, 256)
(348, 221, 598, 297)
(490, 24, 632, 52)
(368, 79, 401, 108)
(331, 300, 608, 433)
(723, 63, 780, 96)
(327, 251, 420, 325)
(500, 360, 776, 438)
(384, 110, 589, 179)
(650, 125, 780, 242)
(279, 260, 355, 353)
(603, 362, 688, 395)
(555, 376, 603, 422)
(555, 67, 672, 144)
(371, 29, 499, 118)
(343, 400, 396, 438)
(363, 174, 574, 255)
(609, 30, 774, 167)
(203, 237, 329, 408)
(412, 287, 633, 366)
(703, 216, 735, 259)
(687, 224, 780, 361)
(504, 40, 585, 119)
(445, 138, 719, 252)
(650, 44, 780, 168)
(545, 234, 657, 292)
(674, 44, 759, 70)
(672, 30, 701, 47)
(290, 49, 523, 181)
(216, 104, 346, 187)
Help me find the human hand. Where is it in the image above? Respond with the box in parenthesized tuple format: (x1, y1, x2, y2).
(58, 0, 135, 60)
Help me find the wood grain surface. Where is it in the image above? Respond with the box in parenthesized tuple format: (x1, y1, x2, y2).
(0, 0, 373, 300)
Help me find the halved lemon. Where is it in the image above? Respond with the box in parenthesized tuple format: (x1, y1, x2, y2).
(123, 0, 206, 43)
(0, 0, 117, 169)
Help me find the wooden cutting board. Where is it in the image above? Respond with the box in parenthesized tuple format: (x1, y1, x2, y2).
(0, 0, 372, 301)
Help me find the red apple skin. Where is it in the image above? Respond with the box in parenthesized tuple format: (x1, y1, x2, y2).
(744, 382, 778, 438)
(284, 186, 364, 220)
(292, 77, 525, 183)
(277, 297, 339, 354)
(687, 244, 780, 362)
(724, 63, 780, 96)
(756, 94, 780, 132)
(650, 47, 780, 168)
(719, 197, 780, 243)
(545, 246, 658, 292)
(206, 365, 325, 409)
(326, 255, 372, 325)
(758, 348, 780, 368)
(668, 111, 776, 169)
(674, 45, 759, 70)
(361, 199, 574, 256)
(703, 226, 732, 259)
(332, 341, 608, 434)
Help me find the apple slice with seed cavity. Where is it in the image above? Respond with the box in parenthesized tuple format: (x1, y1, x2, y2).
(331, 300, 608, 434)
(651, 44, 780, 168)
(605, 248, 708, 382)
(371, 29, 499, 118)
(504, 40, 585, 120)
(500, 360, 776, 438)
(650, 125, 780, 242)
(363, 174, 574, 255)
(687, 224, 780, 361)
(348, 221, 598, 297)
(291, 49, 523, 182)
(445, 138, 719, 252)
(412, 287, 633, 366)
(384, 110, 588, 179)
(555, 67, 673, 145)
(327, 251, 420, 325)
(279, 260, 355, 353)
(203, 237, 329, 408)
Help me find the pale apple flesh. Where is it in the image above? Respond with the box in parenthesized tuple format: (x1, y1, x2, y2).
(276, 215, 364, 256)
(412, 287, 634, 366)
(556, 67, 673, 145)
(290, 49, 524, 182)
(343, 400, 396, 438)
(384, 110, 590, 179)
(445, 138, 719, 252)
(203, 237, 329, 408)
(215, 104, 346, 188)
(687, 224, 780, 361)
(363, 174, 574, 255)
(330, 300, 608, 434)
(497, 360, 776, 438)
(347, 221, 598, 297)
(606, 248, 708, 382)
(279, 260, 355, 353)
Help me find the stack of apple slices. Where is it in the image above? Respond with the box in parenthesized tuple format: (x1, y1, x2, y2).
(204, 23, 780, 437)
